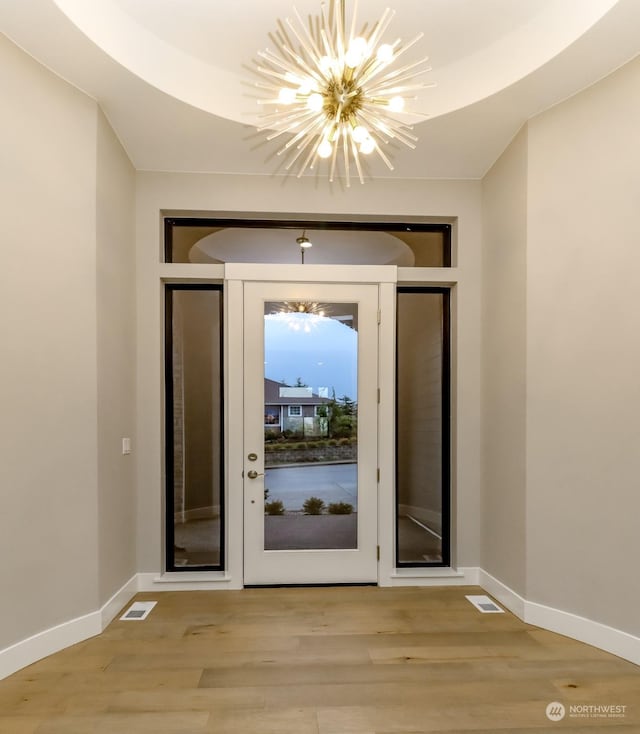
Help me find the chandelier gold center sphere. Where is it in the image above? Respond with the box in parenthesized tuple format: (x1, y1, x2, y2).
(252, 0, 433, 186)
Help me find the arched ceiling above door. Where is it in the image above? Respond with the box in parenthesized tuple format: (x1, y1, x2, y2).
(189, 228, 415, 266)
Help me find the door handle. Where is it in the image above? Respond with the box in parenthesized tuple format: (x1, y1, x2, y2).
(247, 470, 264, 479)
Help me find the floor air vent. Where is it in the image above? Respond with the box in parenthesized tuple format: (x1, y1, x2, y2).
(120, 601, 157, 621)
(465, 594, 504, 613)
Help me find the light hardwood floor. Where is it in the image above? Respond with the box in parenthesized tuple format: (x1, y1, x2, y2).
(0, 586, 638, 733)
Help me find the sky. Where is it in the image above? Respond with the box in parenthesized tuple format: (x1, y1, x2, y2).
(264, 312, 358, 400)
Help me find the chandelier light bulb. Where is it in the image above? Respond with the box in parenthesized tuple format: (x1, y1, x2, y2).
(307, 93, 324, 112)
(388, 95, 405, 112)
(345, 36, 368, 68)
(376, 44, 394, 65)
(278, 87, 297, 105)
(319, 56, 332, 74)
(252, 0, 432, 185)
(352, 125, 368, 144)
(360, 137, 375, 155)
(317, 139, 333, 158)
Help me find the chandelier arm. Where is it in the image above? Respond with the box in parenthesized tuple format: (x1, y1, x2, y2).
(370, 138, 394, 171)
(350, 135, 365, 185)
(348, 0, 358, 46)
(358, 108, 417, 145)
(259, 107, 318, 129)
(361, 55, 431, 91)
(343, 132, 351, 188)
(275, 18, 298, 60)
(361, 115, 418, 144)
(319, 28, 336, 68)
(362, 8, 395, 53)
(343, 9, 394, 83)
(359, 35, 426, 87)
(359, 108, 417, 136)
(292, 7, 323, 61)
(259, 110, 317, 128)
(255, 67, 291, 85)
(280, 45, 325, 85)
(329, 132, 339, 182)
(268, 29, 289, 62)
(367, 71, 434, 96)
(299, 138, 322, 177)
(319, 5, 337, 59)
(285, 17, 324, 72)
(264, 115, 318, 141)
(277, 116, 327, 154)
(286, 130, 321, 171)
(258, 48, 313, 81)
(335, 0, 346, 61)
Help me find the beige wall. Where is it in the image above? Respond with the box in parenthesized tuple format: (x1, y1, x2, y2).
(0, 35, 136, 650)
(96, 110, 137, 603)
(526, 57, 640, 635)
(481, 56, 640, 636)
(135, 174, 484, 573)
(481, 126, 528, 596)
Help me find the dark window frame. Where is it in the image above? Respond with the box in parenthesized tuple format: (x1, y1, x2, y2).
(395, 286, 451, 568)
(164, 284, 225, 572)
(164, 217, 451, 267)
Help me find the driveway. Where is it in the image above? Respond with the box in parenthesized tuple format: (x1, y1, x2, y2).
(265, 462, 357, 510)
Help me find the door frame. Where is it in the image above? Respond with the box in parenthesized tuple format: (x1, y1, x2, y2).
(225, 264, 397, 586)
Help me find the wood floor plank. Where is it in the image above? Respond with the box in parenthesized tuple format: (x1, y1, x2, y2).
(0, 717, 43, 734)
(0, 586, 636, 734)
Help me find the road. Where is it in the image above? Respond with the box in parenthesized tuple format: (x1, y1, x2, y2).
(265, 462, 357, 510)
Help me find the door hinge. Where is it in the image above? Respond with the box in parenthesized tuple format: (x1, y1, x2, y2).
(377, 468, 380, 483)
(377, 309, 381, 324)
(377, 545, 380, 561)
(377, 388, 380, 404)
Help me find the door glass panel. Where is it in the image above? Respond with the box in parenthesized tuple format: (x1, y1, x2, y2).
(396, 288, 450, 566)
(262, 302, 358, 550)
(165, 286, 223, 570)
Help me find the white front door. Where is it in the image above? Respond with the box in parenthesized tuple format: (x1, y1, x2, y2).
(242, 280, 380, 584)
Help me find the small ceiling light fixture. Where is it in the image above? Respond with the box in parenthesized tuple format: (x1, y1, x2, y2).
(296, 229, 313, 263)
(252, 0, 433, 186)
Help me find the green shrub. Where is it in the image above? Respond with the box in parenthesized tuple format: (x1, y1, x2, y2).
(327, 502, 354, 515)
(294, 442, 308, 450)
(302, 496, 325, 515)
(265, 500, 285, 515)
(337, 437, 351, 446)
(327, 439, 338, 447)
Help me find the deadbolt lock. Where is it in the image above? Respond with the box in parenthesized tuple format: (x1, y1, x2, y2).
(247, 452, 258, 462)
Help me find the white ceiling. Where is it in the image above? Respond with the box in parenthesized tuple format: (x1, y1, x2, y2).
(2, 0, 639, 180)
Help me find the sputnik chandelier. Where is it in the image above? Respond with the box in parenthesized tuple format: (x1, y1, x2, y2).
(252, 0, 433, 185)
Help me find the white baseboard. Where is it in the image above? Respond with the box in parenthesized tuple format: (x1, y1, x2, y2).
(478, 569, 640, 666)
(478, 568, 527, 619)
(0, 574, 138, 681)
(0, 609, 101, 682)
(525, 598, 640, 666)
(137, 571, 241, 591)
(100, 574, 139, 628)
(388, 566, 479, 587)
